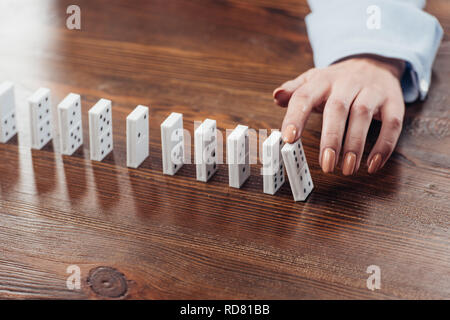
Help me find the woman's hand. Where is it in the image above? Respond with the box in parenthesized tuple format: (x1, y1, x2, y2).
(273, 55, 405, 175)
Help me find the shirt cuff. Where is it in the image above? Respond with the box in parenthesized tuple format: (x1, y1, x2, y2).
(305, 0, 443, 103)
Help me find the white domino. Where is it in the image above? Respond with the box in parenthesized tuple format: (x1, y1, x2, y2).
(57, 93, 83, 155)
(127, 105, 149, 168)
(195, 118, 218, 182)
(0, 81, 17, 143)
(262, 131, 285, 195)
(88, 98, 113, 161)
(161, 112, 184, 175)
(281, 139, 314, 201)
(28, 87, 53, 149)
(227, 124, 250, 188)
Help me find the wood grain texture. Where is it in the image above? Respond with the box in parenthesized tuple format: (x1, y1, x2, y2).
(0, 0, 449, 299)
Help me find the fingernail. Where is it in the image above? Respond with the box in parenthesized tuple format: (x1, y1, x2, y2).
(342, 152, 356, 176)
(273, 88, 289, 107)
(273, 88, 285, 100)
(368, 153, 382, 174)
(282, 124, 296, 143)
(321, 148, 336, 173)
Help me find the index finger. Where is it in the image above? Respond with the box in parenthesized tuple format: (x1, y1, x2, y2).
(281, 79, 330, 143)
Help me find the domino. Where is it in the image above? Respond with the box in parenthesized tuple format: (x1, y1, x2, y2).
(88, 98, 113, 161)
(227, 124, 250, 188)
(57, 93, 83, 155)
(281, 139, 314, 201)
(195, 118, 218, 182)
(262, 131, 285, 195)
(28, 87, 53, 149)
(0, 81, 17, 143)
(161, 112, 184, 175)
(126, 105, 149, 168)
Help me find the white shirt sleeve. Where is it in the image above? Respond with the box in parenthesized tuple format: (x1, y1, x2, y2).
(305, 0, 443, 102)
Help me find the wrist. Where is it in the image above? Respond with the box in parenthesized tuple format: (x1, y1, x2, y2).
(338, 54, 406, 80)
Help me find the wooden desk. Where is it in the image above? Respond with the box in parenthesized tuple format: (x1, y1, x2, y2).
(0, 0, 448, 299)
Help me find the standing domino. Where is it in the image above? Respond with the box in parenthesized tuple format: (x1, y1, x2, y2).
(161, 112, 184, 175)
(262, 131, 285, 195)
(0, 81, 17, 143)
(89, 98, 113, 161)
(227, 124, 250, 188)
(28, 87, 53, 149)
(57, 93, 83, 155)
(127, 105, 149, 168)
(195, 119, 218, 182)
(281, 140, 314, 201)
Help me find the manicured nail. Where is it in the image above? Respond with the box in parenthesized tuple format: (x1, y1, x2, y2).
(321, 148, 336, 173)
(368, 153, 382, 174)
(282, 124, 296, 143)
(273, 88, 285, 100)
(273, 88, 290, 107)
(342, 152, 356, 176)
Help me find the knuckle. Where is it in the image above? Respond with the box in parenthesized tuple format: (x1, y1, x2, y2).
(368, 85, 384, 97)
(328, 99, 349, 113)
(292, 88, 310, 101)
(305, 68, 318, 79)
(386, 116, 403, 131)
(352, 103, 372, 118)
(342, 75, 360, 85)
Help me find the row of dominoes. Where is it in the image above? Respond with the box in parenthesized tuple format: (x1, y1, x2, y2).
(0, 82, 313, 201)
(0, 82, 146, 166)
(160, 112, 313, 201)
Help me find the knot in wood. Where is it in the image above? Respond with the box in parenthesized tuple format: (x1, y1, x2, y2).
(87, 266, 128, 298)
